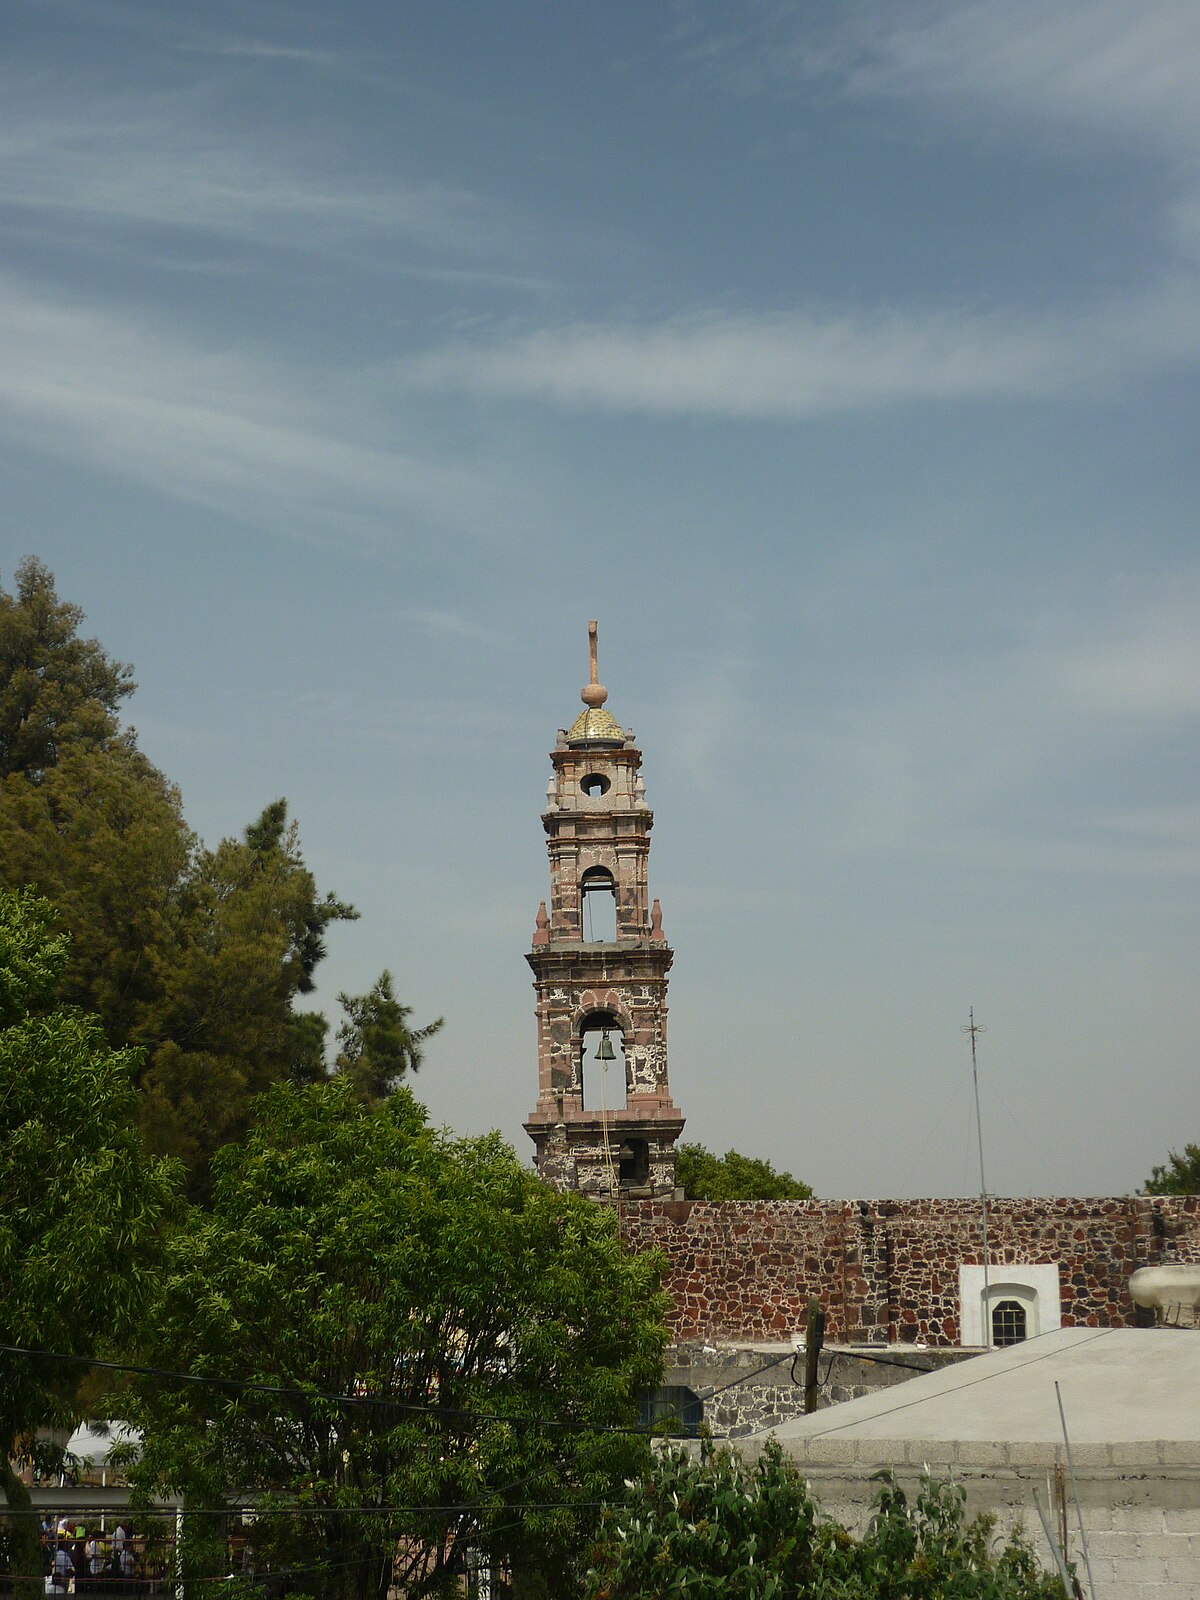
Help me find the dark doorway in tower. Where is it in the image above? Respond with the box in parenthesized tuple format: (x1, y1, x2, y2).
(580, 866, 617, 942)
(619, 1137, 650, 1188)
(580, 1010, 627, 1111)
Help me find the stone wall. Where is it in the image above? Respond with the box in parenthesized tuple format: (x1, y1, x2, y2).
(621, 1195, 1200, 1346)
(664, 1340, 970, 1438)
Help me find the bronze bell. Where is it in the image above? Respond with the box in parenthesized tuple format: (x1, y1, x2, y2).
(594, 1031, 616, 1061)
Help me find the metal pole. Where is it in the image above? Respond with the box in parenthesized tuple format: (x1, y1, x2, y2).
(964, 1009, 991, 1340)
(1056, 1381, 1097, 1600)
(1032, 1487, 1077, 1598)
(803, 1297, 824, 1415)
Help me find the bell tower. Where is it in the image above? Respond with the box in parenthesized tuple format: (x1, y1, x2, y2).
(524, 622, 684, 1198)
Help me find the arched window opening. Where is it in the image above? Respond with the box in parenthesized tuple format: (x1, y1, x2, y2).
(991, 1299, 1028, 1347)
(961, 1268, 1057, 1347)
(580, 1011, 627, 1111)
(580, 866, 617, 943)
(619, 1138, 650, 1189)
(581, 772, 610, 798)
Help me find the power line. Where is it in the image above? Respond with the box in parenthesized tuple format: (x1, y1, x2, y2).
(0, 1343, 671, 1439)
(6, 1500, 610, 1521)
(798, 1325, 1112, 1440)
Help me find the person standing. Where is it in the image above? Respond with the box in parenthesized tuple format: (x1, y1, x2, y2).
(46, 1539, 75, 1595)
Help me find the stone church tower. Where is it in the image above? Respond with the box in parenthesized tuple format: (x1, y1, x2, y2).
(524, 622, 684, 1198)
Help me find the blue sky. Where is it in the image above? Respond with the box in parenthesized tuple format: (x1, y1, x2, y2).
(5, 1, 1199, 1197)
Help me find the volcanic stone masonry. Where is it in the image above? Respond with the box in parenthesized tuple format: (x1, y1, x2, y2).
(620, 1195, 1200, 1346)
(523, 630, 1200, 1352)
(524, 622, 684, 1199)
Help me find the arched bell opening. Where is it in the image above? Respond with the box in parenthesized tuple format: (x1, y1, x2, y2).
(579, 1008, 628, 1111)
(580, 866, 617, 943)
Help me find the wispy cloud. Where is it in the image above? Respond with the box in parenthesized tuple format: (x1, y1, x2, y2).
(412, 273, 1200, 418)
(6, 1, 361, 74)
(838, 0, 1200, 152)
(406, 3, 1200, 421)
(289, 687, 543, 748)
(683, 1, 1200, 153)
(1053, 586, 1200, 717)
(0, 276, 513, 542)
(768, 568, 1200, 874)
(397, 608, 503, 644)
(0, 93, 493, 262)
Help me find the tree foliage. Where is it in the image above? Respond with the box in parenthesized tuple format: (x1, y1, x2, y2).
(335, 969, 444, 1106)
(0, 560, 408, 1196)
(676, 1144, 813, 1202)
(0, 556, 134, 780)
(1142, 1143, 1200, 1195)
(585, 1439, 1066, 1600)
(0, 888, 178, 1586)
(0, 740, 192, 1042)
(127, 1079, 668, 1600)
(134, 800, 356, 1190)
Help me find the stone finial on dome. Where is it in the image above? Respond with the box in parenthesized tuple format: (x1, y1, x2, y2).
(581, 619, 607, 709)
(566, 619, 625, 744)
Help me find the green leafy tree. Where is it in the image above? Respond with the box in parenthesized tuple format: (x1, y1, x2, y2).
(0, 557, 133, 780)
(585, 1440, 1065, 1599)
(0, 889, 178, 1592)
(1142, 1144, 1200, 1195)
(135, 801, 356, 1193)
(0, 561, 363, 1196)
(335, 969, 444, 1106)
(676, 1143, 813, 1201)
(127, 1079, 668, 1600)
(0, 741, 192, 1044)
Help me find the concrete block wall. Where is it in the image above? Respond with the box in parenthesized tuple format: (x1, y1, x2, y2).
(747, 1446, 1200, 1600)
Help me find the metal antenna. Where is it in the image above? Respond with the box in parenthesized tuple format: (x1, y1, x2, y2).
(1056, 1381, 1097, 1600)
(963, 1008, 991, 1340)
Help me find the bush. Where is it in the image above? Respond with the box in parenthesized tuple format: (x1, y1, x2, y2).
(585, 1439, 1067, 1599)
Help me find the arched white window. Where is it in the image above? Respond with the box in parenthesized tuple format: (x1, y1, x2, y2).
(959, 1265, 1061, 1347)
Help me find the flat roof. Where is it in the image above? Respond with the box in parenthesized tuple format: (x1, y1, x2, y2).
(771, 1328, 1200, 1448)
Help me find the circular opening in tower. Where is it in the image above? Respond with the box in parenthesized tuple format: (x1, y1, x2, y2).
(581, 773, 611, 797)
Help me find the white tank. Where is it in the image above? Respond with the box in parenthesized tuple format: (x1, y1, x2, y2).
(1130, 1264, 1200, 1311)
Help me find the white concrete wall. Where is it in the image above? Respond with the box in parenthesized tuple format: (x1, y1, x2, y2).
(1075, 1504, 1200, 1598)
(746, 1441, 1200, 1600)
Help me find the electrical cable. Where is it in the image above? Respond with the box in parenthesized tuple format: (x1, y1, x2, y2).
(10, 1553, 389, 1591)
(638, 1345, 807, 1437)
(3, 1500, 613, 1521)
(822, 1348, 937, 1376)
(0, 1343, 661, 1438)
(13, 1404, 652, 1595)
(795, 1325, 1113, 1439)
(697, 1347, 795, 1401)
(0, 1334, 963, 1457)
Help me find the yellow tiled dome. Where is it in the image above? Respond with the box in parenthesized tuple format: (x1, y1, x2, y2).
(566, 706, 625, 744)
